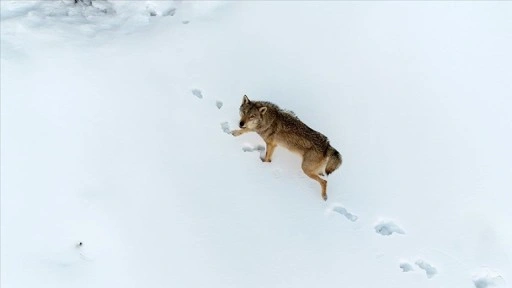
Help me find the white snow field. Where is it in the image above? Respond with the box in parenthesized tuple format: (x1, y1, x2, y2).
(1, 1, 512, 287)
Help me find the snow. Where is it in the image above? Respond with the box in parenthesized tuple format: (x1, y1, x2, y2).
(2, 1, 512, 288)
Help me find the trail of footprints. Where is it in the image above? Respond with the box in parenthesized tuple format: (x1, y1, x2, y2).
(329, 206, 439, 279)
(192, 88, 505, 287)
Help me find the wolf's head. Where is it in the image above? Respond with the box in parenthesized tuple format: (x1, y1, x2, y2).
(238, 95, 268, 129)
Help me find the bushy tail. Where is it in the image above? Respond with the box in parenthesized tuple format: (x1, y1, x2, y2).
(325, 146, 342, 175)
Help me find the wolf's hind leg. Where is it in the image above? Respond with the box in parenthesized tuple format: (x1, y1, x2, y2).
(301, 152, 328, 201)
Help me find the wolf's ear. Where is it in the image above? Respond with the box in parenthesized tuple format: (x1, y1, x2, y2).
(243, 95, 250, 105)
(259, 106, 268, 115)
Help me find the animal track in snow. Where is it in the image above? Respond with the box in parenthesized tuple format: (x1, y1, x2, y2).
(473, 269, 506, 288)
(220, 122, 231, 134)
(163, 8, 176, 16)
(415, 259, 437, 278)
(242, 143, 265, 153)
(374, 220, 405, 236)
(328, 203, 358, 222)
(190, 88, 223, 110)
(399, 260, 414, 272)
(148, 9, 157, 17)
(191, 89, 203, 99)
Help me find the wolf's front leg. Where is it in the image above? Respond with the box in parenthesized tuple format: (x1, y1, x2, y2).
(262, 142, 276, 162)
(231, 129, 249, 137)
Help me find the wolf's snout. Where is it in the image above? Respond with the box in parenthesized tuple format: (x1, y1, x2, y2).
(239, 121, 245, 128)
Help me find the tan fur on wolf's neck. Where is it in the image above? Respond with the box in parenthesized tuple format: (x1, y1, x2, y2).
(232, 95, 342, 201)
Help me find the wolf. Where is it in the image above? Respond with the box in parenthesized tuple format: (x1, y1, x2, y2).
(231, 95, 342, 201)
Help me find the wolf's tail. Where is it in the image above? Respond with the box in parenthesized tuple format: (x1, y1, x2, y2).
(325, 146, 342, 176)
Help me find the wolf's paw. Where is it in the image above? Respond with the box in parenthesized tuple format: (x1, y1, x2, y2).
(260, 157, 272, 163)
(322, 193, 328, 201)
(231, 130, 243, 137)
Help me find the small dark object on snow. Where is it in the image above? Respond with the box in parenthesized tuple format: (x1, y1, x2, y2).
(75, 0, 92, 6)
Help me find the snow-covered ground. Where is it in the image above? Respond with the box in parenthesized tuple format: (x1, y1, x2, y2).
(1, 1, 511, 287)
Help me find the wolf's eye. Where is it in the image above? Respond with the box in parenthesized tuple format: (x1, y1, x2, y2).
(249, 115, 255, 119)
